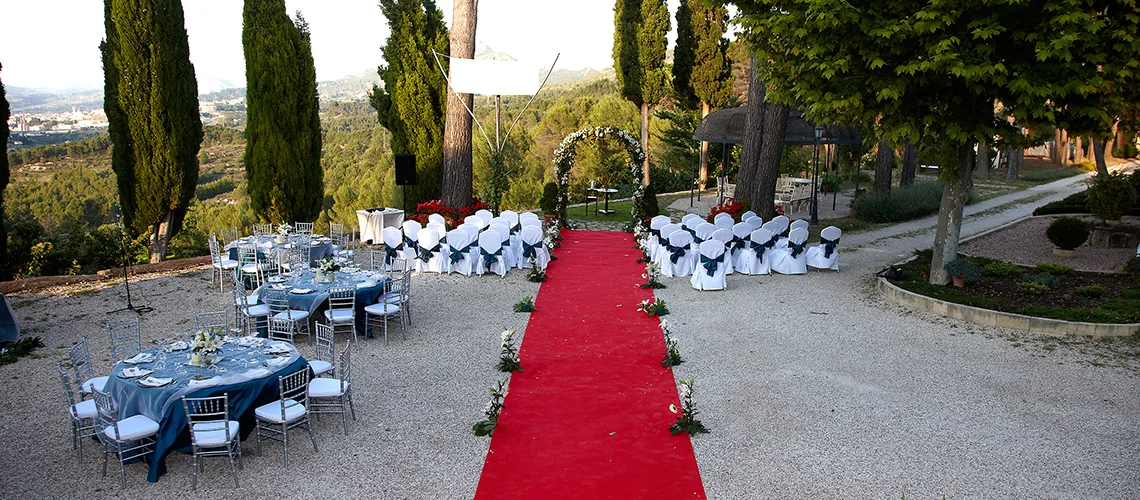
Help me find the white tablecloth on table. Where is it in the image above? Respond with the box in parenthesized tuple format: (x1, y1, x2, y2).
(357, 208, 404, 244)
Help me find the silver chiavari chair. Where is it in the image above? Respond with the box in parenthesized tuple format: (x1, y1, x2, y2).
(220, 227, 239, 247)
(369, 248, 386, 272)
(107, 320, 141, 364)
(231, 270, 269, 336)
(310, 323, 335, 378)
(181, 394, 241, 490)
(267, 317, 295, 345)
(252, 223, 273, 237)
(92, 389, 159, 488)
(307, 344, 354, 435)
(57, 362, 96, 464)
(265, 288, 310, 342)
(254, 370, 317, 467)
(323, 286, 357, 343)
(68, 338, 108, 397)
(364, 272, 406, 345)
(294, 222, 314, 236)
(194, 310, 228, 332)
(238, 243, 268, 289)
(208, 234, 238, 292)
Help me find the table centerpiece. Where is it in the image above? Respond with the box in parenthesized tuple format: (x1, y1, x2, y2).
(189, 327, 224, 367)
(316, 256, 340, 282)
(275, 223, 292, 244)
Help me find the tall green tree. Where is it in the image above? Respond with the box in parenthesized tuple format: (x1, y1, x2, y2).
(674, 0, 731, 189)
(242, 1, 323, 224)
(738, 0, 1140, 285)
(614, 0, 670, 184)
(101, 0, 203, 263)
(0, 62, 9, 279)
(371, 0, 449, 208)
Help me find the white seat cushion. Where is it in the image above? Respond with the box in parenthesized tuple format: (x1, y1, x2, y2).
(81, 376, 109, 394)
(245, 304, 271, 317)
(191, 421, 240, 447)
(255, 398, 307, 424)
(73, 399, 97, 419)
(240, 263, 262, 273)
(234, 294, 260, 307)
(273, 310, 310, 321)
(308, 378, 348, 398)
(364, 303, 400, 315)
(309, 359, 333, 376)
(104, 415, 160, 441)
(323, 309, 354, 323)
(214, 259, 239, 270)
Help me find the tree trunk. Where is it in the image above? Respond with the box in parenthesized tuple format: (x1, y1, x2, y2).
(976, 140, 990, 180)
(1056, 129, 1069, 167)
(1092, 136, 1109, 175)
(149, 211, 173, 263)
(441, 0, 477, 209)
(873, 140, 893, 195)
(900, 142, 917, 187)
(1005, 148, 1023, 182)
(640, 102, 651, 185)
(753, 102, 789, 219)
(928, 144, 975, 285)
(698, 101, 710, 190)
(735, 55, 765, 207)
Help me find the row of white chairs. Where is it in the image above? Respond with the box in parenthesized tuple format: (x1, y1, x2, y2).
(645, 212, 842, 291)
(375, 211, 550, 277)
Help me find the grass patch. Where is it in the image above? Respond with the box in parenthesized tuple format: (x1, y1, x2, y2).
(809, 216, 883, 240)
(566, 191, 694, 223)
(1022, 168, 1084, 182)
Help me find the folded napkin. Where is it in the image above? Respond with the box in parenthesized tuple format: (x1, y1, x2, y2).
(166, 341, 190, 351)
(138, 376, 173, 388)
(291, 288, 313, 294)
(245, 368, 272, 379)
(310, 241, 321, 246)
(120, 367, 153, 378)
(123, 352, 156, 365)
(356, 280, 377, 289)
(266, 356, 290, 367)
(271, 284, 290, 290)
(187, 377, 220, 389)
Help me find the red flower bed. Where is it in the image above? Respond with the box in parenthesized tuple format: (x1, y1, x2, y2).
(707, 198, 747, 222)
(410, 198, 489, 228)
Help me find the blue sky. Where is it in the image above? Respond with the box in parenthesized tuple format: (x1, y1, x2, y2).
(0, 0, 691, 92)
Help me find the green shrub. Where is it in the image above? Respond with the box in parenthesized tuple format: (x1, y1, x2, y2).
(639, 183, 661, 218)
(1076, 285, 1106, 298)
(854, 182, 947, 223)
(1017, 281, 1051, 293)
(1035, 262, 1073, 275)
(946, 259, 983, 284)
(1114, 141, 1139, 159)
(1033, 191, 1088, 216)
(1020, 271, 1060, 289)
(1044, 217, 1089, 250)
(982, 261, 1023, 277)
(1086, 172, 1137, 220)
(539, 181, 559, 215)
(1125, 255, 1140, 277)
(820, 171, 841, 192)
(1023, 168, 1083, 182)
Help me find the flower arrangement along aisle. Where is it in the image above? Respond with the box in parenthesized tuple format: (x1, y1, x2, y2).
(669, 377, 708, 436)
(636, 298, 669, 317)
(473, 379, 507, 436)
(660, 319, 683, 368)
(641, 261, 666, 289)
(513, 297, 536, 313)
(316, 256, 339, 281)
(497, 328, 523, 372)
(526, 258, 547, 283)
(189, 327, 224, 367)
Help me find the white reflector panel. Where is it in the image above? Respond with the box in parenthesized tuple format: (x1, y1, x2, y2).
(449, 58, 541, 96)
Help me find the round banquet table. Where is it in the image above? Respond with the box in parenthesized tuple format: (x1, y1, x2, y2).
(225, 235, 334, 265)
(102, 338, 308, 482)
(256, 268, 390, 336)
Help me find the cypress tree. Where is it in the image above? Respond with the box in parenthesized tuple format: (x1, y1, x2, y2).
(101, 0, 203, 263)
(675, 0, 730, 189)
(371, 0, 449, 208)
(243, 1, 323, 224)
(672, 1, 696, 108)
(614, 0, 670, 185)
(1, 62, 9, 279)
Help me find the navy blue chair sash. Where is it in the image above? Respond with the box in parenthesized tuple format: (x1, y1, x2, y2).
(669, 243, 687, 264)
(481, 247, 502, 270)
(700, 253, 724, 276)
(418, 243, 440, 262)
(521, 241, 540, 260)
(788, 240, 806, 258)
(385, 243, 403, 264)
(820, 237, 840, 258)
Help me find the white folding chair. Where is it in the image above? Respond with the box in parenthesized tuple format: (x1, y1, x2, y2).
(476, 231, 507, 277)
(690, 240, 728, 291)
(520, 217, 541, 229)
(806, 226, 843, 271)
(742, 228, 775, 275)
(446, 229, 474, 277)
(414, 228, 448, 273)
(519, 226, 550, 269)
(710, 228, 734, 274)
(427, 213, 446, 226)
(741, 210, 757, 221)
(744, 216, 764, 232)
(693, 222, 716, 253)
(653, 224, 680, 267)
(426, 222, 447, 241)
(475, 209, 494, 224)
(490, 223, 515, 269)
(648, 215, 670, 255)
(662, 230, 696, 278)
(501, 210, 520, 233)
(400, 220, 422, 266)
(464, 215, 486, 229)
(729, 223, 753, 274)
(770, 227, 809, 275)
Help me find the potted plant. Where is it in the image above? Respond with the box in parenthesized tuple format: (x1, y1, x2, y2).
(1045, 216, 1090, 257)
(945, 259, 982, 288)
(540, 181, 559, 225)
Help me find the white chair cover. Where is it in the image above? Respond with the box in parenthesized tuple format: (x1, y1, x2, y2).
(500, 211, 523, 268)
(681, 213, 702, 227)
(648, 215, 670, 256)
(653, 224, 680, 268)
(770, 227, 809, 275)
(744, 216, 763, 232)
(414, 228, 448, 273)
(476, 231, 507, 277)
(475, 209, 494, 224)
(427, 222, 447, 240)
(519, 226, 550, 269)
(714, 216, 734, 231)
(401, 220, 422, 264)
(490, 224, 514, 269)
(381, 227, 410, 271)
(662, 230, 696, 278)
(710, 228, 734, 274)
(742, 228, 775, 275)
(465, 215, 486, 229)
(487, 217, 507, 229)
(693, 223, 716, 252)
(690, 240, 728, 291)
(501, 211, 520, 232)
(806, 226, 842, 271)
(790, 219, 809, 233)
(427, 213, 446, 226)
(770, 215, 790, 236)
(519, 211, 540, 222)
(446, 229, 475, 276)
(741, 210, 757, 221)
(520, 217, 541, 228)
(730, 222, 753, 274)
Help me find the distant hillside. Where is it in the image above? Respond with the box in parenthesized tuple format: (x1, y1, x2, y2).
(546, 68, 611, 87)
(199, 87, 246, 102)
(7, 87, 104, 114)
(318, 70, 380, 101)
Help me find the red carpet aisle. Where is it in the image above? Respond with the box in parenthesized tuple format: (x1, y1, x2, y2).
(475, 230, 705, 499)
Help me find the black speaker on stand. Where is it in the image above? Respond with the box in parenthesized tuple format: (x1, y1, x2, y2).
(395, 154, 417, 216)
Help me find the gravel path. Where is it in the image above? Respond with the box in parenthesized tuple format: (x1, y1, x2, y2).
(961, 215, 1135, 273)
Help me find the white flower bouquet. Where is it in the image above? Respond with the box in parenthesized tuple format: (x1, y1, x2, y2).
(190, 327, 223, 366)
(276, 223, 292, 236)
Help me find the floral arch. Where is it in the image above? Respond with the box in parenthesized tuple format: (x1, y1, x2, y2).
(551, 126, 648, 229)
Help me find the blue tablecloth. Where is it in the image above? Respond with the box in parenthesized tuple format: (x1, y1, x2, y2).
(103, 340, 308, 482)
(0, 294, 18, 346)
(225, 236, 334, 264)
(256, 269, 389, 335)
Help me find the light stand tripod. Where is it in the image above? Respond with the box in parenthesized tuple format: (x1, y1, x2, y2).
(106, 214, 153, 315)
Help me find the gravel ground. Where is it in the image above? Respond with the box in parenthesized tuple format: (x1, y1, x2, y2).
(0, 267, 538, 498)
(961, 215, 1135, 273)
(658, 171, 1140, 499)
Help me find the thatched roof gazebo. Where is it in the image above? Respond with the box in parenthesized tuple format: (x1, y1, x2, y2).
(692, 106, 862, 145)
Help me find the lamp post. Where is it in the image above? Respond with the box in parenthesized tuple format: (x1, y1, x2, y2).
(810, 125, 824, 225)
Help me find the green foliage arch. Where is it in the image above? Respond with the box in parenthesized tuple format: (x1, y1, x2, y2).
(551, 126, 647, 228)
